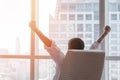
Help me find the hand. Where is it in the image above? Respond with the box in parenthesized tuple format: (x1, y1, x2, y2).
(104, 25, 111, 33)
(96, 25, 111, 43)
(29, 21, 38, 31)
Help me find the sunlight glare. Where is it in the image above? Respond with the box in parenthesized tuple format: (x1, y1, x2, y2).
(39, 0, 56, 35)
(0, 0, 30, 54)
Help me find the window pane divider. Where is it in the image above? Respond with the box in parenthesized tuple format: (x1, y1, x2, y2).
(0, 55, 51, 59)
(105, 56, 120, 61)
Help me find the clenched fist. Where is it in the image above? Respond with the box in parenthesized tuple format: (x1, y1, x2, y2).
(29, 21, 38, 32)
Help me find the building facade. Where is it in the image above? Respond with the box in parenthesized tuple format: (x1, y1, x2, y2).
(49, 0, 120, 80)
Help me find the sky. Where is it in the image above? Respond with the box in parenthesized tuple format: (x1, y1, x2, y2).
(39, 0, 56, 35)
(0, 0, 56, 53)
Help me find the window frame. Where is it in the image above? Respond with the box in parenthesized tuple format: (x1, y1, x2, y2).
(0, 0, 120, 80)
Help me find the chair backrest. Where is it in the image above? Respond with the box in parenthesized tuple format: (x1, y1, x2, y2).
(59, 50, 105, 80)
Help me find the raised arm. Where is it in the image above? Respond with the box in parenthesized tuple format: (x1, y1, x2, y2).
(29, 21, 52, 47)
(90, 25, 111, 49)
(96, 25, 111, 43)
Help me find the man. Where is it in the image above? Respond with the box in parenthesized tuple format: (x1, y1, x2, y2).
(29, 21, 111, 80)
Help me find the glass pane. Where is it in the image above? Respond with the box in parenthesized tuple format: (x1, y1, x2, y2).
(36, 59, 55, 80)
(37, 0, 57, 55)
(105, 60, 120, 80)
(0, 59, 30, 80)
(38, 0, 100, 55)
(107, 0, 120, 56)
(0, 0, 31, 55)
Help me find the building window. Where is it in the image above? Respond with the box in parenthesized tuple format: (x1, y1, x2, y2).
(85, 40, 92, 44)
(111, 14, 117, 20)
(60, 24, 67, 32)
(50, 33, 59, 38)
(69, 14, 75, 20)
(94, 11, 99, 20)
(60, 14, 67, 20)
(69, 3, 76, 11)
(77, 24, 83, 32)
(85, 3, 92, 11)
(77, 34, 83, 38)
(110, 33, 117, 38)
(77, 14, 83, 20)
(85, 34, 92, 38)
(110, 24, 118, 32)
(94, 24, 99, 40)
(110, 46, 118, 51)
(77, 3, 85, 11)
(61, 3, 68, 11)
(49, 24, 59, 32)
(60, 34, 67, 38)
(111, 77, 118, 80)
(67, 24, 75, 32)
(110, 40, 118, 45)
(118, 3, 120, 11)
(109, 3, 118, 11)
(93, 3, 99, 12)
(85, 24, 92, 32)
(86, 14, 92, 20)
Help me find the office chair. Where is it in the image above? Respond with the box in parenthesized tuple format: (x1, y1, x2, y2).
(59, 50, 105, 80)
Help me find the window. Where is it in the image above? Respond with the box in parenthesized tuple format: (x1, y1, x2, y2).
(85, 40, 92, 44)
(60, 24, 67, 32)
(110, 46, 118, 51)
(86, 14, 92, 20)
(110, 40, 118, 45)
(93, 3, 99, 12)
(67, 24, 75, 32)
(61, 3, 68, 11)
(85, 34, 92, 38)
(111, 14, 117, 20)
(0, 0, 31, 80)
(1, 0, 120, 80)
(110, 33, 118, 38)
(85, 24, 92, 32)
(94, 11, 99, 20)
(77, 24, 83, 32)
(109, 3, 118, 11)
(50, 33, 59, 38)
(49, 24, 59, 32)
(69, 14, 75, 20)
(77, 3, 85, 11)
(60, 14, 67, 20)
(94, 24, 99, 40)
(85, 3, 92, 11)
(69, 3, 76, 11)
(110, 24, 118, 32)
(77, 34, 83, 38)
(60, 34, 67, 38)
(106, 0, 120, 80)
(77, 14, 83, 20)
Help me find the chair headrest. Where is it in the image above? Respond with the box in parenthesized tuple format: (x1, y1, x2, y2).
(59, 49, 105, 80)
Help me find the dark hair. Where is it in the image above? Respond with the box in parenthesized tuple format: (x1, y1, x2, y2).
(68, 38, 84, 49)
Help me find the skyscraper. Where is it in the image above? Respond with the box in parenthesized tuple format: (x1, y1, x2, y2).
(49, 0, 99, 53)
(49, 0, 120, 80)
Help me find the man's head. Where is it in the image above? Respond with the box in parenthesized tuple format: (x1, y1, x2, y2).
(68, 38, 84, 49)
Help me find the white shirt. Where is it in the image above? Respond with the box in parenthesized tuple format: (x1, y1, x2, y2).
(44, 41, 65, 80)
(44, 40, 100, 80)
(89, 41, 100, 49)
